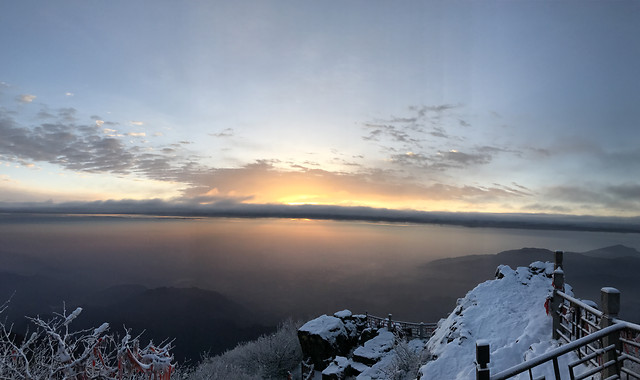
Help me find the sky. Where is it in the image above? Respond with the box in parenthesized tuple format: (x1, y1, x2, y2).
(1, 1, 640, 217)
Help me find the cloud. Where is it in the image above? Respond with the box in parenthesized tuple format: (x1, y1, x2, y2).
(0, 108, 197, 180)
(361, 104, 485, 168)
(209, 128, 234, 138)
(363, 123, 419, 145)
(607, 183, 640, 199)
(2, 89, 636, 218)
(389, 148, 495, 171)
(429, 127, 449, 139)
(65, 92, 74, 97)
(437, 150, 492, 166)
(542, 183, 640, 213)
(174, 160, 531, 213)
(57, 107, 77, 122)
(411, 104, 461, 115)
(37, 110, 55, 119)
(362, 128, 383, 141)
(522, 203, 572, 214)
(1, 199, 637, 233)
(17, 94, 36, 103)
(362, 104, 462, 145)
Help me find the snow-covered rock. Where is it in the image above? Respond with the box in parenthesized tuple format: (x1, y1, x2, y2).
(298, 314, 359, 370)
(418, 262, 583, 380)
(299, 310, 429, 378)
(322, 356, 351, 379)
(334, 309, 353, 319)
(353, 329, 395, 366)
(300, 315, 348, 344)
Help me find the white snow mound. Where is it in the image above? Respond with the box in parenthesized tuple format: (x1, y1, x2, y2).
(353, 329, 395, 362)
(299, 315, 346, 343)
(419, 261, 582, 380)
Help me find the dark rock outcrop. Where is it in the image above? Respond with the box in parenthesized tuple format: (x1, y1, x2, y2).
(298, 309, 427, 378)
(297, 311, 361, 370)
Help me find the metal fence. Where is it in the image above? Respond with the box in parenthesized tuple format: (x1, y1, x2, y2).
(364, 313, 438, 340)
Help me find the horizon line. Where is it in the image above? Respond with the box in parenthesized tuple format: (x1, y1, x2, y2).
(1, 200, 639, 234)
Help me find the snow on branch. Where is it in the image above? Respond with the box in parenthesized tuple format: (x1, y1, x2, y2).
(0, 302, 175, 379)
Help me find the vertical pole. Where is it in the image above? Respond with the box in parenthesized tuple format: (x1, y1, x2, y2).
(554, 250, 564, 271)
(419, 322, 425, 339)
(574, 306, 581, 339)
(552, 357, 561, 379)
(553, 250, 565, 339)
(600, 287, 621, 379)
(388, 314, 393, 331)
(551, 268, 565, 340)
(476, 340, 490, 380)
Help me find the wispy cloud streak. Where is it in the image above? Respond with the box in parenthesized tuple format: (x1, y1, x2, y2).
(0, 108, 199, 179)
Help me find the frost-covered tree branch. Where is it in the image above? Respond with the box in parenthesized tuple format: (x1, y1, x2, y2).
(0, 303, 175, 379)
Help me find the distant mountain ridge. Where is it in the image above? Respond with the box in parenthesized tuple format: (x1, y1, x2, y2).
(582, 244, 640, 258)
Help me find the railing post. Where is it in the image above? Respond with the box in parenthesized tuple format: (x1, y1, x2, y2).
(574, 305, 582, 341)
(554, 250, 564, 271)
(551, 268, 565, 340)
(600, 287, 621, 379)
(476, 340, 490, 380)
(419, 322, 425, 339)
(388, 313, 393, 330)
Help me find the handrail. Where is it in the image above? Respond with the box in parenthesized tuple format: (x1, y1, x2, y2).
(555, 290, 604, 319)
(491, 323, 629, 380)
(364, 313, 437, 339)
(364, 313, 437, 328)
(613, 318, 640, 331)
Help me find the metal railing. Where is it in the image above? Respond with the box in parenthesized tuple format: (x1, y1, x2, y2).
(475, 251, 640, 380)
(615, 319, 640, 379)
(364, 313, 437, 340)
(555, 290, 604, 368)
(484, 321, 640, 380)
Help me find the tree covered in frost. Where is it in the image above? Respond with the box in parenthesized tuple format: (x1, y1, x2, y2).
(0, 297, 303, 380)
(382, 334, 431, 380)
(0, 301, 174, 379)
(179, 319, 303, 380)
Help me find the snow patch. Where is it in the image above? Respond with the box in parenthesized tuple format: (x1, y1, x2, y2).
(334, 309, 353, 319)
(353, 329, 395, 364)
(322, 356, 350, 377)
(356, 353, 396, 380)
